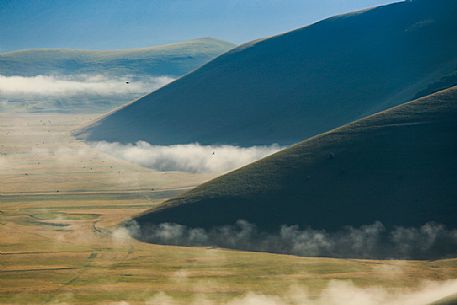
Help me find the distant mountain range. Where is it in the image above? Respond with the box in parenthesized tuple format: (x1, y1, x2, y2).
(0, 38, 234, 113)
(78, 0, 457, 146)
(133, 86, 457, 258)
(0, 38, 235, 77)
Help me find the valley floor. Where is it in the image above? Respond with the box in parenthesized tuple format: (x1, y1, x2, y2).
(1, 113, 457, 304)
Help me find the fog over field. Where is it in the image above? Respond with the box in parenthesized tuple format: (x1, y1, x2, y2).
(0, 74, 174, 112)
(109, 279, 457, 305)
(94, 141, 283, 173)
(0, 74, 173, 97)
(128, 220, 457, 260)
(0, 138, 281, 175)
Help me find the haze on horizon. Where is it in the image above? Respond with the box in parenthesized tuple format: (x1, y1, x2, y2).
(0, 0, 396, 51)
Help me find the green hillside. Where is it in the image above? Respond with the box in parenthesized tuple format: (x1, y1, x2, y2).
(0, 38, 235, 77)
(133, 86, 457, 258)
(79, 0, 457, 146)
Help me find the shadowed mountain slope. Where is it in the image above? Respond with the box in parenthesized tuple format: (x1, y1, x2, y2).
(78, 0, 457, 146)
(134, 86, 457, 235)
(0, 38, 235, 77)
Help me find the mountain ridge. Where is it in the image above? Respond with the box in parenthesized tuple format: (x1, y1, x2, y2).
(0, 38, 235, 77)
(78, 0, 457, 146)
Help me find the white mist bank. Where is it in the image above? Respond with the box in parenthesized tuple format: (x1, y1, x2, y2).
(93, 141, 283, 174)
(1, 141, 279, 176)
(127, 220, 457, 259)
(0, 74, 173, 98)
(0, 74, 174, 112)
(107, 280, 457, 305)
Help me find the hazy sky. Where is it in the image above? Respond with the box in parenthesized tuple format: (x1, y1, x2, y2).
(0, 0, 397, 51)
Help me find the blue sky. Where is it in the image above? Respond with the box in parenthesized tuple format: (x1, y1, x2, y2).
(0, 0, 396, 51)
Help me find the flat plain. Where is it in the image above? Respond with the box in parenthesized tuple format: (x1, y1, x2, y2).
(1, 113, 457, 304)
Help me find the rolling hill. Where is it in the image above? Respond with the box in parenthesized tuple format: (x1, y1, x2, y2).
(132, 86, 457, 258)
(0, 38, 234, 113)
(0, 38, 235, 77)
(78, 0, 457, 146)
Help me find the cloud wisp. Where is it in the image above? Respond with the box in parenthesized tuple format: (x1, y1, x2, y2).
(0, 74, 174, 112)
(0, 74, 173, 97)
(93, 141, 283, 174)
(127, 220, 457, 259)
(108, 279, 457, 305)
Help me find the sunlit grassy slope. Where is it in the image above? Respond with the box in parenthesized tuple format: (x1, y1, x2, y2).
(79, 0, 457, 146)
(134, 86, 457, 239)
(0, 38, 235, 77)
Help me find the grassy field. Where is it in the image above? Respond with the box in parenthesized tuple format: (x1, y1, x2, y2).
(1, 113, 457, 304)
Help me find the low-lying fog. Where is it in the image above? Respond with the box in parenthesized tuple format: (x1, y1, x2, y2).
(107, 279, 457, 305)
(0, 74, 174, 112)
(127, 220, 457, 260)
(93, 141, 283, 174)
